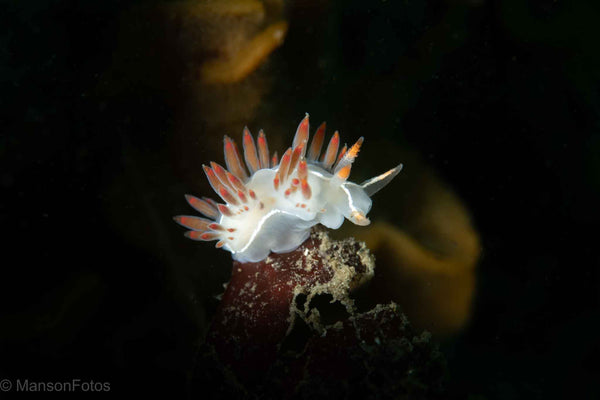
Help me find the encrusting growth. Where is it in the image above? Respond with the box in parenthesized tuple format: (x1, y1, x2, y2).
(193, 229, 446, 398)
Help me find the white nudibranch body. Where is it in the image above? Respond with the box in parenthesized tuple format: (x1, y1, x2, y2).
(174, 114, 402, 263)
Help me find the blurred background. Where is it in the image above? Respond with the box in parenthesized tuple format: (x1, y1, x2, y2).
(2, 0, 599, 398)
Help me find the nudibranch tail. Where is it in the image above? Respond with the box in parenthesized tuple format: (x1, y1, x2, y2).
(175, 114, 402, 262)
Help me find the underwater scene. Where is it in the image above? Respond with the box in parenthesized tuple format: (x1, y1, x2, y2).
(2, 0, 599, 398)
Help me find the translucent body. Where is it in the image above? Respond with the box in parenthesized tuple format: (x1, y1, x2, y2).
(174, 115, 402, 263)
(220, 165, 372, 262)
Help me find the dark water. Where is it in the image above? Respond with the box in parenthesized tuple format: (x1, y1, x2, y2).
(2, 0, 599, 398)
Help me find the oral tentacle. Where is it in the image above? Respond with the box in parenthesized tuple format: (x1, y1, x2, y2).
(360, 164, 404, 196)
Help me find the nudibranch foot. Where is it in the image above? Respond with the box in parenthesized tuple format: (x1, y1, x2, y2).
(174, 114, 402, 262)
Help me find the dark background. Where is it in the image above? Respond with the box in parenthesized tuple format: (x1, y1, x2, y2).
(2, 0, 599, 398)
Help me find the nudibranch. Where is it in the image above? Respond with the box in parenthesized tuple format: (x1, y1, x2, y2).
(174, 114, 402, 262)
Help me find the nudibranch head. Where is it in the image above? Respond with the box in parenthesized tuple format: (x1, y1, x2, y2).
(174, 114, 402, 262)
